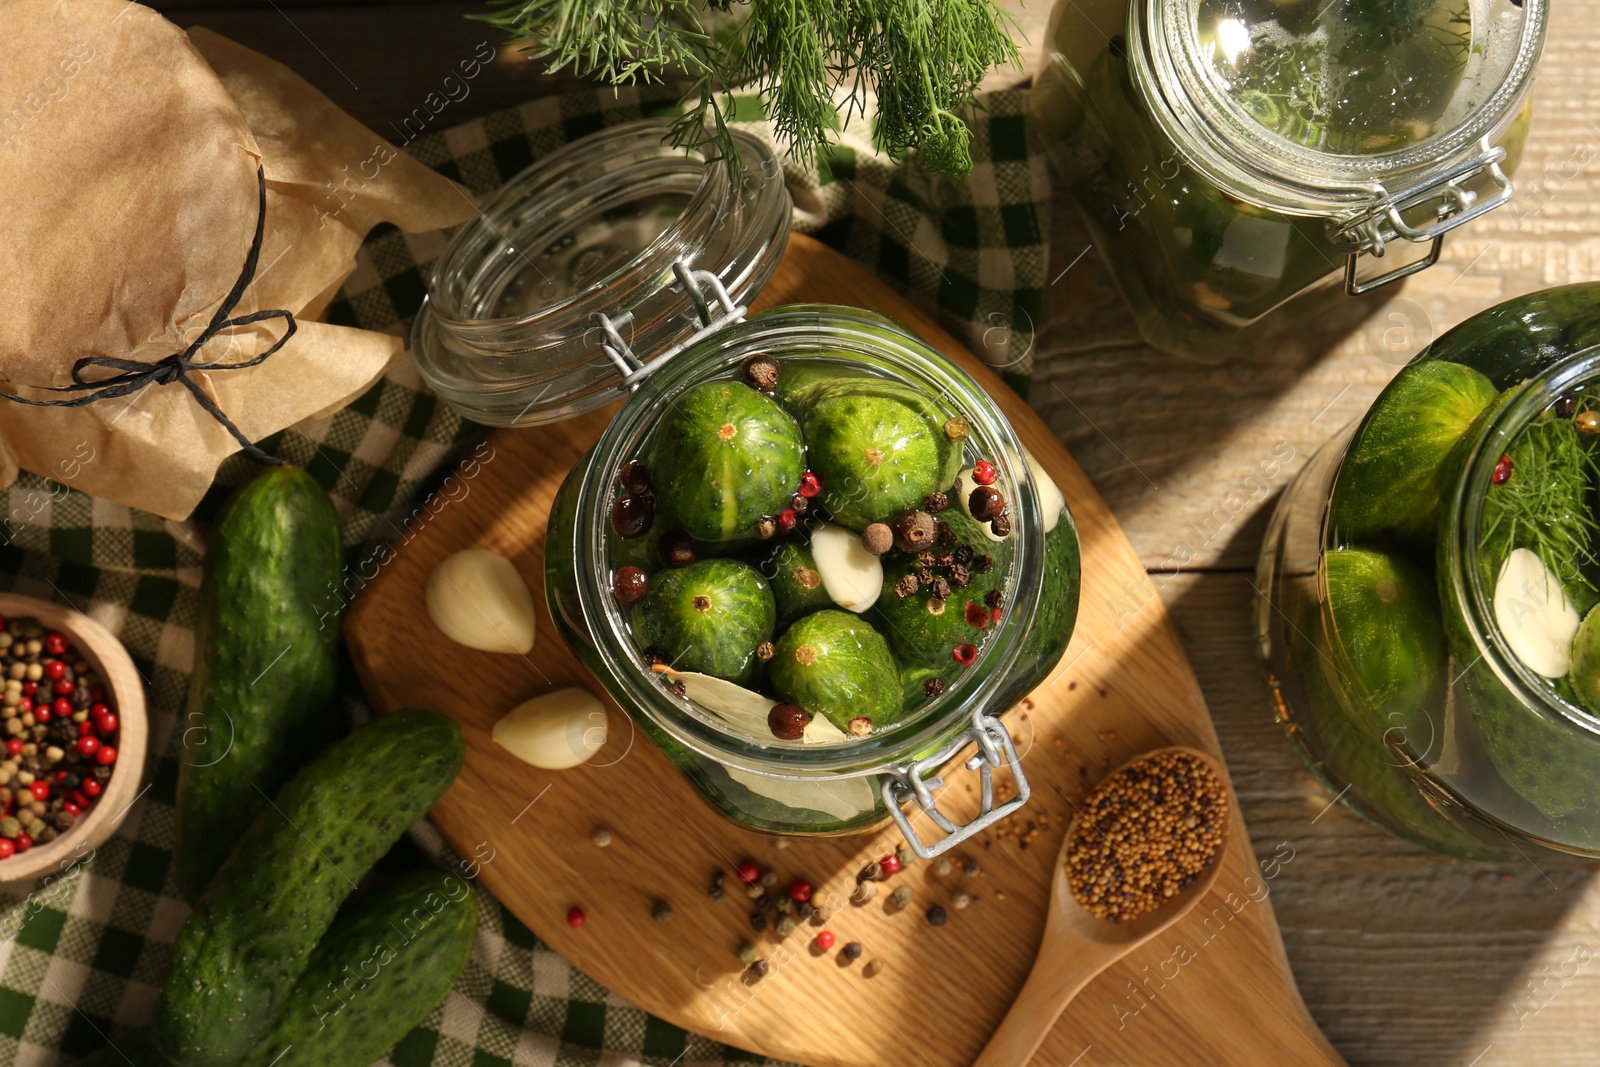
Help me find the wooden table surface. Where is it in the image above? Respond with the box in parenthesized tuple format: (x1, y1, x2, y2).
(156, 1, 1600, 1063)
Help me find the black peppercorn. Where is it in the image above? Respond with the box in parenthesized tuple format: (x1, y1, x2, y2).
(750, 911, 768, 932)
(610, 494, 654, 538)
(611, 566, 649, 604)
(991, 509, 1012, 537)
(748, 958, 771, 979)
(618, 459, 652, 495)
(972, 554, 994, 574)
(937, 522, 956, 548)
(741, 353, 781, 391)
(968, 485, 1004, 522)
(924, 677, 946, 698)
(894, 574, 920, 600)
(657, 530, 696, 569)
(926, 905, 948, 927)
(985, 588, 1003, 609)
(1556, 396, 1580, 419)
(924, 491, 948, 514)
(768, 703, 811, 741)
(842, 941, 863, 961)
(892, 510, 937, 552)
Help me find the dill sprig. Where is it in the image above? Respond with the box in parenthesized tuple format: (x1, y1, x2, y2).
(1479, 409, 1600, 598)
(472, 0, 1021, 179)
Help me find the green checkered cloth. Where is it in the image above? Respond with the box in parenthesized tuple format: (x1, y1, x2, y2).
(0, 85, 1050, 1065)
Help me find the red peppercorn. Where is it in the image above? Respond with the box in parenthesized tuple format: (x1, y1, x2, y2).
(736, 861, 761, 884)
(82, 778, 101, 798)
(90, 686, 105, 703)
(44, 661, 65, 681)
(789, 879, 813, 903)
(55, 770, 68, 783)
(44, 633, 67, 656)
(89, 702, 108, 718)
(3, 739, 19, 757)
(797, 471, 821, 498)
(54, 678, 75, 697)
(14, 833, 32, 852)
(29, 781, 49, 802)
(17, 697, 31, 715)
(21, 681, 37, 697)
(1492, 454, 1514, 485)
(815, 930, 836, 951)
(70, 791, 88, 809)
(52, 698, 71, 718)
(96, 745, 117, 766)
(77, 721, 94, 738)
(964, 601, 991, 629)
(777, 508, 798, 535)
(33, 706, 49, 724)
(63, 802, 81, 816)
(0, 839, 13, 859)
(972, 460, 997, 486)
(879, 853, 902, 877)
(96, 711, 119, 735)
(77, 736, 100, 757)
(566, 906, 587, 928)
(953, 643, 978, 666)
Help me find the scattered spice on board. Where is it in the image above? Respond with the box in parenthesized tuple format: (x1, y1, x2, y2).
(926, 905, 948, 926)
(652, 900, 674, 924)
(1065, 750, 1227, 923)
(841, 941, 863, 961)
(591, 826, 613, 848)
(891, 886, 913, 909)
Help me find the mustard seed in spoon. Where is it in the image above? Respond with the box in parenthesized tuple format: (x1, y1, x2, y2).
(1065, 748, 1228, 923)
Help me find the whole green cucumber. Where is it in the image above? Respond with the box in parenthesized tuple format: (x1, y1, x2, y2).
(175, 465, 345, 901)
(155, 709, 465, 1067)
(240, 869, 479, 1067)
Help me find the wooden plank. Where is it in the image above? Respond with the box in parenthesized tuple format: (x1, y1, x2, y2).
(344, 234, 1341, 1067)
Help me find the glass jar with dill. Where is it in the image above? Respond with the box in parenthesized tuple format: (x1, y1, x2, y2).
(1030, 0, 1543, 362)
(1258, 284, 1600, 860)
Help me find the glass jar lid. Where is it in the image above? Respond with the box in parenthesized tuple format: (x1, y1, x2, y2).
(412, 121, 791, 426)
(1136, 0, 1544, 225)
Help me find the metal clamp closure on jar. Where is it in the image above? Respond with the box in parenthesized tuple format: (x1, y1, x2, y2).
(1335, 144, 1514, 295)
(595, 259, 747, 391)
(883, 708, 1031, 859)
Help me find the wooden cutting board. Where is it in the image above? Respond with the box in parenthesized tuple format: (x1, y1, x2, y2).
(345, 234, 1345, 1067)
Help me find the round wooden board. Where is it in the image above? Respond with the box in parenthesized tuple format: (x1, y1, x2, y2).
(344, 234, 1344, 1067)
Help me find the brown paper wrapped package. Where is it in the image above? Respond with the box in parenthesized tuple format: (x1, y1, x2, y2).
(0, 0, 477, 519)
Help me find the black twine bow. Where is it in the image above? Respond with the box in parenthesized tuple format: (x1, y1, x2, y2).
(0, 165, 293, 465)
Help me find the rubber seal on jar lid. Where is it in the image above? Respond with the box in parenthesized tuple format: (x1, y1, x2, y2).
(1133, 0, 1545, 219)
(412, 120, 792, 426)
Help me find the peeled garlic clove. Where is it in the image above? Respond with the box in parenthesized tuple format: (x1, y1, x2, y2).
(1024, 449, 1065, 534)
(810, 522, 882, 613)
(426, 548, 535, 654)
(1494, 548, 1580, 678)
(493, 688, 607, 769)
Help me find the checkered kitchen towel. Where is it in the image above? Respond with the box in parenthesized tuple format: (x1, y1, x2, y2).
(0, 84, 1051, 1065)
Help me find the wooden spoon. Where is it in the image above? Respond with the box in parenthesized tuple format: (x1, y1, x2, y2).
(972, 746, 1230, 1067)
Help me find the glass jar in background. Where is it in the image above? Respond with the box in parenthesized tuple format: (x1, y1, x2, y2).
(413, 122, 1082, 855)
(1258, 285, 1600, 861)
(1031, 0, 1544, 362)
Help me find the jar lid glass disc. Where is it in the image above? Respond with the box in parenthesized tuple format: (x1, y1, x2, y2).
(413, 121, 791, 426)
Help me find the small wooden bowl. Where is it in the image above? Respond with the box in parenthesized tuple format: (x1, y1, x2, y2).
(0, 593, 147, 884)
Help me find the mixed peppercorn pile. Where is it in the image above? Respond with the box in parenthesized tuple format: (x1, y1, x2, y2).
(0, 616, 119, 858)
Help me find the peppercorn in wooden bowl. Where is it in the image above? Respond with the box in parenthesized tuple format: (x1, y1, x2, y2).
(0, 593, 146, 884)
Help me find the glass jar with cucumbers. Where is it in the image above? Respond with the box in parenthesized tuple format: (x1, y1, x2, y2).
(1258, 284, 1600, 860)
(412, 121, 1081, 856)
(1031, 0, 1543, 361)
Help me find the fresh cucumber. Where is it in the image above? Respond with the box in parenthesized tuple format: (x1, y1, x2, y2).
(155, 709, 465, 1067)
(768, 609, 902, 730)
(240, 870, 479, 1067)
(175, 466, 345, 901)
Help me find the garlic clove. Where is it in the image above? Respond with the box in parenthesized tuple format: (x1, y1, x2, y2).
(1494, 548, 1580, 678)
(1024, 449, 1065, 534)
(426, 548, 535, 654)
(810, 522, 883, 612)
(493, 688, 607, 769)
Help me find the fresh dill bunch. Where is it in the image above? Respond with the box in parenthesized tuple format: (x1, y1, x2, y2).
(473, 0, 1021, 180)
(1479, 410, 1600, 600)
